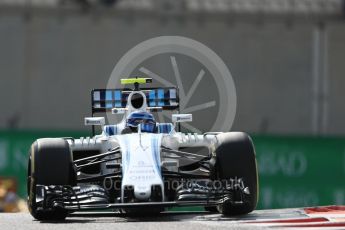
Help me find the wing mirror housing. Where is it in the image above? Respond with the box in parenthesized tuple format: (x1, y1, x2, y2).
(84, 117, 105, 126)
(172, 114, 193, 123)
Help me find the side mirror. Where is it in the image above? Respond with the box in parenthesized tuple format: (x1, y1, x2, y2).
(172, 114, 192, 123)
(84, 117, 105, 126)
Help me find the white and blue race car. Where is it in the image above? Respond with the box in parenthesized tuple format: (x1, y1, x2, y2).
(27, 78, 258, 220)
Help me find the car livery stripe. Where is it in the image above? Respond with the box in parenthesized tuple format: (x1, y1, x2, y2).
(151, 134, 163, 178)
(116, 135, 130, 175)
(124, 136, 130, 174)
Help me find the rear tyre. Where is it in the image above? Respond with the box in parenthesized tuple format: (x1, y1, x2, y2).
(215, 132, 258, 216)
(27, 138, 76, 221)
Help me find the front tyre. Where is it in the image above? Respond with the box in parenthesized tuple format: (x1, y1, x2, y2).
(27, 138, 76, 221)
(215, 132, 258, 216)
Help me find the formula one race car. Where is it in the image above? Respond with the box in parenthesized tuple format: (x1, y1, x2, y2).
(27, 78, 258, 220)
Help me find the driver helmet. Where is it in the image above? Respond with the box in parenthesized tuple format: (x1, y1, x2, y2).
(126, 111, 156, 133)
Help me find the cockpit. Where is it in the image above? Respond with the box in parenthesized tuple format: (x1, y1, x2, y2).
(125, 111, 156, 133)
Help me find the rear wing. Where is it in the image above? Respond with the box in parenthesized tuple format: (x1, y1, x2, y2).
(91, 87, 180, 115)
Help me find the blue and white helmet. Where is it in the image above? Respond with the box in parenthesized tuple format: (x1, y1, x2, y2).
(126, 111, 156, 133)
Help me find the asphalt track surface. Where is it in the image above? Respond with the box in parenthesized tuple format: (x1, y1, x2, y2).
(0, 210, 282, 230)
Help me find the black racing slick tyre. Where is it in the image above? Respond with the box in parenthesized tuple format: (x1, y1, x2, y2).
(27, 138, 76, 221)
(215, 132, 258, 216)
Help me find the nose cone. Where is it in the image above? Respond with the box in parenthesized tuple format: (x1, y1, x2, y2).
(134, 185, 151, 200)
